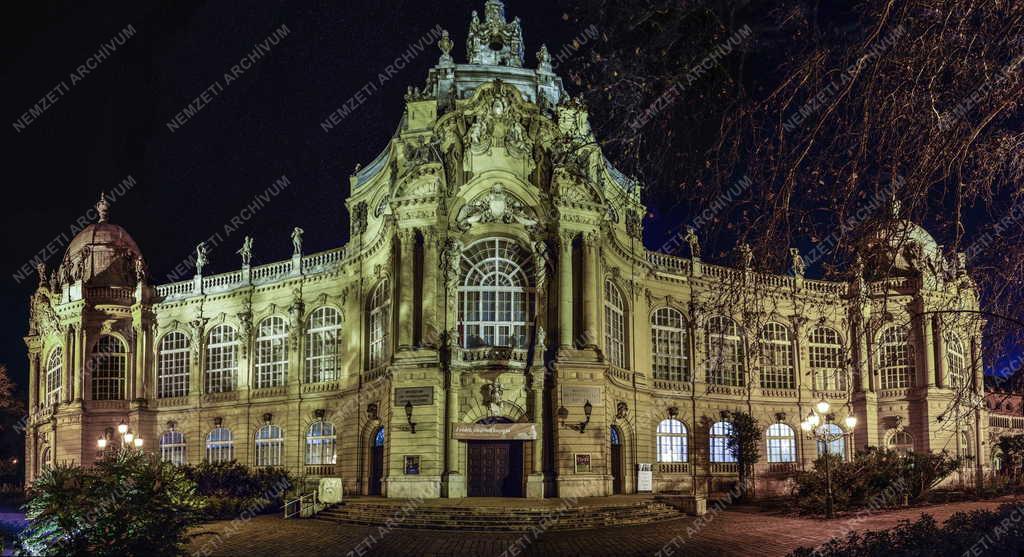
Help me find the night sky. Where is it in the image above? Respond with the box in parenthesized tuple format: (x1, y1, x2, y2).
(0, 1, 583, 394)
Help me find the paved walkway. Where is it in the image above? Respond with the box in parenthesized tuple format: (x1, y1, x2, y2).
(186, 496, 1022, 557)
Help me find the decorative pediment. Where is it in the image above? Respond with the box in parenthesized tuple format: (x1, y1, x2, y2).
(456, 184, 537, 231)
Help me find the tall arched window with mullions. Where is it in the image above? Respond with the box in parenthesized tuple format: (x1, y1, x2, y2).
(458, 238, 533, 349)
(808, 327, 846, 392)
(651, 308, 689, 382)
(255, 317, 289, 389)
(368, 278, 392, 369)
(604, 281, 627, 368)
(206, 324, 238, 393)
(306, 307, 342, 383)
(878, 326, 914, 390)
(759, 322, 795, 390)
(91, 335, 127, 400)
(157, 332, 190, 398)
(706, 316, 745, 387)
(945, 333, 968, 390)
(44, 348, 62, 406)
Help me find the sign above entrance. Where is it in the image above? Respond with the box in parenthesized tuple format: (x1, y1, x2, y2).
(394, 387, 434, 406)
(453, 423, 537, 440)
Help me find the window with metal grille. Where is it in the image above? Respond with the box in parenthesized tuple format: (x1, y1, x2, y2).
(205, 427, 234, 463)
(255, 317, 289, 389)
(808, 327, 847, 391)
(706, 316, 745, 387)
(878, 326, 914, 390)
(766, 423, 796, 462)
(656, 418, 687, 462)
(160, 430, 186, 465)
(759, 322, 794, 390)
(91, 335, 127, 400)
(709, 421, 736, 462)
(157, 332, 190, 398)
(604, 281, 626, 368)
(305, 307, 341, 383)
(206, 325, 238, 393)
(458, 238, 533, 349)
(305, 420, 336, 465)
(651, 308, 689, 382)
(255, 424, 284, 467)
(45, 348, 62, 406)
(368, 278, 392, 369)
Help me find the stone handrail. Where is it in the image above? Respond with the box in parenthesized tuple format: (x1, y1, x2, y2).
(251, 261, 293, 283)
(647, 252, 691, 275)
(155, 280, 192, 297)
(459, 347, 529, 363)
(709, 462, 739, 474)
(84, 286, 136, 304)
(652, 378, 692, 392)
(655, 462, 690, 474)
(203, 271, 243, 290)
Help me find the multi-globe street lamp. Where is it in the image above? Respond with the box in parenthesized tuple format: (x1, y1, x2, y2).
(800, 400, 857, 519)
(97, 419, 144, 453)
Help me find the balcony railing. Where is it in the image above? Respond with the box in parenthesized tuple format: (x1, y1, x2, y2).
(767, 462, 797, 474)
(709, 463, 739, 474)
(251, 386, 288, 399)
(652, 378, 692, 392)
(458, 347, 528, 365)
(304, 464, 336, 477)
(655, 462, 690, 474)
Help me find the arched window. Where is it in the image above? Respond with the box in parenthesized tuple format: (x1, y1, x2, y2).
(205, 427, 234, 463)
(710, 421, 736, 462)
(160, 430, 186, 465)
(368, 278, 392, 369)
(374, 426, 385, 447)
(610, 426, 621, 446)
(656, 419, 687, 463)
(878, 326, 914, 390)
(886, 430, 913, 454)
(706, 316, 745, 387)
(458, 238, 533, 349)
(946, 334, 968, 390)
(959, 431, 973, 460)
(604, 281, 627, 368)
(652, 308, 689, 382)
(759, 322, 795, 390)
(39, 446, 50, 470)
(44, 348, 62, 406)
(809, 327, 846, 392)
(306, 307, 342, 383)
(255, 424, 284, 467)
(255, 317, 289, 389)
(816, 423, 846, 459)
(306, 420, 336, 465)
(766, 423, 796, 463)
(157, 332, 190, 399)
(206, 325, 238, 394)
(91, 335, 127, 400)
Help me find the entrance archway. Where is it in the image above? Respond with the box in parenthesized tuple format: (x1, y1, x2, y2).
(467, 417, 524, 497)
(369, 427, 385, 496)
(610, 425, 624, 494)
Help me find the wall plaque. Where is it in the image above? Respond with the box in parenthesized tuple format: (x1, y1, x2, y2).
(574, 453, 592, 474)
(394, 386, 434, 406)
(637, 463, 653, 492)
(561, 385, 602, 405)
(404, 455, 420, 475)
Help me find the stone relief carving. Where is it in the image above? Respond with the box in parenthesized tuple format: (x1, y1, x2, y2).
(456, 184, 537, 231)
(482, 381, 505, 416)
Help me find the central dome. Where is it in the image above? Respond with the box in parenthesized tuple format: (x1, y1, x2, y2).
(58, 196, 143, 288)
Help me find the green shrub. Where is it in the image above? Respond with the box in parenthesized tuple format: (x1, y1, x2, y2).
(16, 450, 205, 557)
(181, 461, 292, 520)
(789, 502, 1024, 556)
(792, 448, 959, 515)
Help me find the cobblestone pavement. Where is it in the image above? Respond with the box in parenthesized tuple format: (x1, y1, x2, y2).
(186, 497, 1021, 557)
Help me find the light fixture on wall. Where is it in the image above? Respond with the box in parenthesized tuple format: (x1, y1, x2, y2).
(558, 400, 593, 433)
(404, 401, 417, 434)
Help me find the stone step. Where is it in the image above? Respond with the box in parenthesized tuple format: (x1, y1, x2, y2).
(317, 501, 684, 532)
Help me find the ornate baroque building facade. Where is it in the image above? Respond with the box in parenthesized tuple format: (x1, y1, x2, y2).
(25, 1, 989, 498)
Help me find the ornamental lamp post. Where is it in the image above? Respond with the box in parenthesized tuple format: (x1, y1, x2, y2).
(800, 401, 857, 519)
(98, 419, 144, 455)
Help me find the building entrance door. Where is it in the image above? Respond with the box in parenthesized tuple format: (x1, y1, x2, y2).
(610, 426, 624, 494)
(369, 427, 384, 496)
(467, 441, 523, 497)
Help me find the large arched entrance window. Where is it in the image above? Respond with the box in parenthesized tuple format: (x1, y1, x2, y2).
(206, 325, 238, 393)
(368, 279, 392, 369)
(878, 326, 914, 390)
(656, 419, 688, 463)
(91, 335, 127, 400)
(610, 426, 624, 494)
(44, 348, 62, 406)
(458, 238, 534, 349)
(604, 281, 627, 367)
(157, 332, 190, 399)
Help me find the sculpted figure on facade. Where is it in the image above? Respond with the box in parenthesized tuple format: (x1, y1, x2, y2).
(291, 227, 304, 256)
(790, 248, 805, 278)
(237, 236, 254, 267)
(685, 226, 700, 258)
(195, 242, 209, 275)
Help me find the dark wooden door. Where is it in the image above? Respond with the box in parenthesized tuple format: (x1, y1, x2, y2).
(611, 426, 624, 494)
(468, 442, 523, 497)
(369, 428, 384, 496)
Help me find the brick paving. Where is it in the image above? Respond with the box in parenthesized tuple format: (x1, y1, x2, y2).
(186, 496, 1022, 557)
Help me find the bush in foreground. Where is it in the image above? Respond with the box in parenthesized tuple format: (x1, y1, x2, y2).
(181, 461, 292, 519)
(17, 450, 205, 557)
(789, 502, 1024, 556)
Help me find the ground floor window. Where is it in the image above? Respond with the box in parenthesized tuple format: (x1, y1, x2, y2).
(656, 419, 687, 462)
(766, 423, 796, 463)
(256, 424, 284, 467)
(206, 427, 234, 463)
(160, 430, 186, 465)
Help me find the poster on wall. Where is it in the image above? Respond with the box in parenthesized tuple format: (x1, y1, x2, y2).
(574, 453, 592, 474)
(404, 455, 420, 475)
(637, 463, 653, 492)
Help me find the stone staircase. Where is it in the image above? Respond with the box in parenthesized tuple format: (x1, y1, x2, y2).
(317, 499, 685, 532)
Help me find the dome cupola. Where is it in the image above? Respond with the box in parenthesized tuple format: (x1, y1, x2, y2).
(58, 194, 144, 288)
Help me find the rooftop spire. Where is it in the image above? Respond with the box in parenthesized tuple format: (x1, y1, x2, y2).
(467, 0, 524, 67)
(96, 193, 110, 223)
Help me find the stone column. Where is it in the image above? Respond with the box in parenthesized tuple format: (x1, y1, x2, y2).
(445, 367, 465, 497)
(527, 372, 545, 498)
(933, 315, 946, 388)
(422, 231, 438, 347)
(397, 229, 415, 351)
(27, 350, 39, 411)
(558, 232, 574, 349)
(73, 326, 85, 402)
(582, 233, 599, 349)
(133, 325, 145, 400)
(921, 312, 936, 388)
